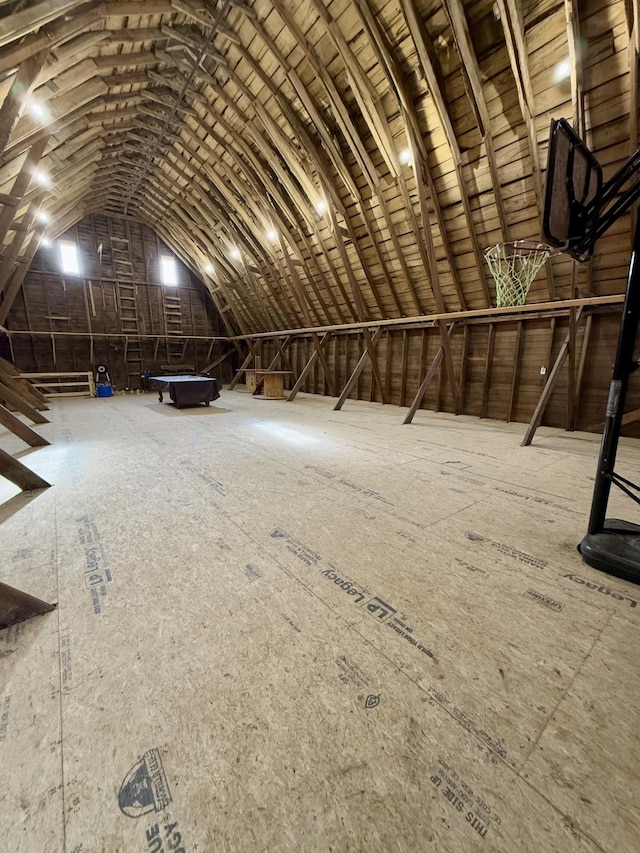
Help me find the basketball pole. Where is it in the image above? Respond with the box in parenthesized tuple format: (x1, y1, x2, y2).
(586, 213, 640, 535)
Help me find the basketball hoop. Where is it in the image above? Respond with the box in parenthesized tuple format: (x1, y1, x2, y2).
(484, 240, 553, 307)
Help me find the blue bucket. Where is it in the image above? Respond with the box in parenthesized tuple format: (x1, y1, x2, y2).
(96, 384, 113, 398)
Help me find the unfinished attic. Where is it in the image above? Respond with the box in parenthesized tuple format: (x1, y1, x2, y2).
(1, 1, 640, 852)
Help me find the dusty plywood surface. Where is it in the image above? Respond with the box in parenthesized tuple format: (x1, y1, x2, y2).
(1, 391, 639, 852)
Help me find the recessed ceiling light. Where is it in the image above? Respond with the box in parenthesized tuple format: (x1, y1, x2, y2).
(37, 211, 50, 223)
(204, 264, 214, 274)
(316, 200, 327, 215)
(266, 229, 277, 242)
(230, 248, 241, 260)
(399, 148, 412, 166)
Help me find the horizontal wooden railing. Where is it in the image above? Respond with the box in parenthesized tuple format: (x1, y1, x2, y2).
(19, 371, 96, 398)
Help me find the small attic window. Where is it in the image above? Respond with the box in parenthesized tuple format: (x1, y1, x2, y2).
(59, 241, 80, 275)
(160, 255, 178, 286)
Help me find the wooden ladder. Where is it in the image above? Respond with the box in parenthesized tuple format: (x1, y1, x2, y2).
(163, 290, 185, 365)
(111, 220, 144, 388)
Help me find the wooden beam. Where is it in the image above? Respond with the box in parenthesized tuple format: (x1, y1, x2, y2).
(496, 0, 555, 298)
(311, 332, 335, 396)
(573, 313, 593, 428)
(480, 324, 496, 419)
(0, 403, 49, 446)
(522, 309, 585, 446)
(0, 446, 50, 490)
(0, 135, 49, 245)
(442, 0, 509, 240)
(228, 347, 256, 391)
(507, 321, 523, 422)
(0, 378, 49, 424)
(0, 50, 47, 154)
(401, 0, 491, 306)
(362, 327, 386, 403)
(230, 295, 623, 340)
(403, 324, 455, 424)
(0, 214, 45, 324)
(0, 363, 47, 410)
(202, 348, 234, 373)
(0, 580, 55, 629)
(334, 328, 383, 411)
(457, 325, 469, 413)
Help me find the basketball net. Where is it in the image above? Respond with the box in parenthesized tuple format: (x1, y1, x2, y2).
(484, 241, 552, 307)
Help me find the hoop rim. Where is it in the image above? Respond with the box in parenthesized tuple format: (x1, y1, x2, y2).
(484, 240, 559, 260)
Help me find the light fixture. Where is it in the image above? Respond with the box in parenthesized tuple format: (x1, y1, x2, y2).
(316, 200, 327, 215)
(399, 148, 412, 166)
(41, 238, 51, 248)
(37, 211, 50, 224)
(204, 264, 214, 274)
(230, 248, 241, 260)
(28, 100, 49, 121)
(554, 61, 572, 82)
(266, 228, 277, 242)
(33, 169, 51, 187)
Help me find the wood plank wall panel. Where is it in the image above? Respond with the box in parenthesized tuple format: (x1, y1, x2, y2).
(253, 306, 640, 437)
(5, 213, 229, 389)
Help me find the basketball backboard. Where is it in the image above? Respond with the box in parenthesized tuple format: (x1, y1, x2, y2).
(542, 118, 602, 261)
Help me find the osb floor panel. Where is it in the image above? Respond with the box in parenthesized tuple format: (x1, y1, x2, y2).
(1, 390, 639, 853)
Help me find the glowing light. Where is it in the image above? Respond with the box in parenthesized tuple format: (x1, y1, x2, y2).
(399, 148, 412, 166)
(266, 229, 277, 242)
(316, 200, 327, 215)
(230, 248, 241, 260)
(33, 169, 51, 187)
(28, 100, 49, 121)
(59, 241, 80, 275)
(160, 255, 178, 285)
(41, 238, 51, 248)
(554, 61, 572, 82)
(204, 264, 214, 274)
(37, 211, 50, 224)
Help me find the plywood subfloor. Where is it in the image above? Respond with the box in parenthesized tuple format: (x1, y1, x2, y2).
(1, 390, 639, 853)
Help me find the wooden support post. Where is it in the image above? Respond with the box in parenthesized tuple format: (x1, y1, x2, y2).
(311, 332, 335, 396)
(400, 331, 409, 407)
(0, 446, 50, 490)
(403, 324, 454, 424)
(0, 404, 49, 446)
(0, 581, 56, 629)
(362, 327, 386, 403)
(457, 325, 469, 413)
(508, 321, 523, 422)
(334, 328, 383, 411)
(480, 324, 496, 419)
(573, 313, 593, 429)
(522, 309, 585, 446)
(567, 306, 577, 430)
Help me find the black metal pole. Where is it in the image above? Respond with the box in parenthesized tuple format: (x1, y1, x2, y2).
(587, 213, 640, 535)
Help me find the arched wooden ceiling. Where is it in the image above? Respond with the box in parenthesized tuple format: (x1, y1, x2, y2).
(0, 0, 635, 336)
